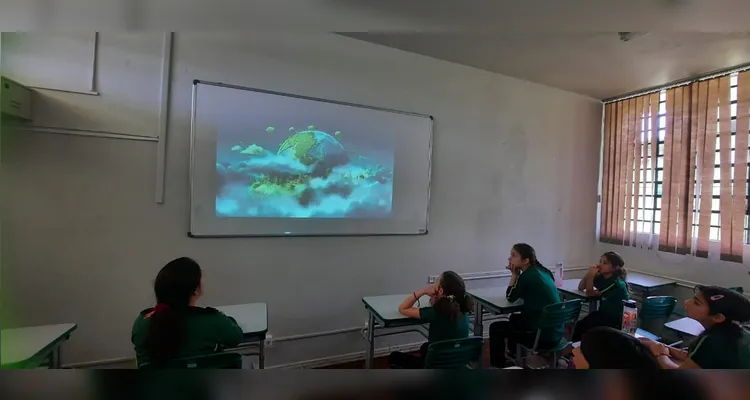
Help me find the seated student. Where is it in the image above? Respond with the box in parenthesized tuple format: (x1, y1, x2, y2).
(389, 271, 471, 368)
(131, 257, 244, 367)
(572, 251, 630, 341)
(489, 243, 562, 368)
(641, 285, 750, 369)
(575, 331, 710, 400)
(572, 326, 660, 369)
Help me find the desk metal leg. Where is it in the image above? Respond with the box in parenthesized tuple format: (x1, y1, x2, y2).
(258, 340, 265, 369)
(473, 302, 484, 337)
(365, 312, 375, 369)
(50, 347, 62, 369)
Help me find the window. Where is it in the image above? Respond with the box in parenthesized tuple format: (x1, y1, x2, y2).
(600, 71, 750, 262)
(631, 75, 744, 241)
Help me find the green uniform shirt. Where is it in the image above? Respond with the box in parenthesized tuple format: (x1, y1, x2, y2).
(131, 306, 244, 366)
(594, 274, 630, 323)
(419, 307, 469, 343)
(688, 327, 750, 369)
(506, 265, 563, 342)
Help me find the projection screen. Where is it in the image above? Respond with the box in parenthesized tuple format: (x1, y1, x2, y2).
(189, 80, 433, 237)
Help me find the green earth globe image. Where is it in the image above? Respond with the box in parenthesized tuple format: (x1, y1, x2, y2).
(277, 129, 349, 167)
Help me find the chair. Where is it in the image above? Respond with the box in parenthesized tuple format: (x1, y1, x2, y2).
(423, 337, 484, 369)
(636, 296, 677, 341)
(139, 352, 243, 369)
(517, 299, 583, 369)
(739, 330, 750, 369)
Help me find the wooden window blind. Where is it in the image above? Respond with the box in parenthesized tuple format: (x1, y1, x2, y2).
(599, 71, 750, 263)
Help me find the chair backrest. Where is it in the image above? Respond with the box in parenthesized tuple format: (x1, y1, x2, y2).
(423, 337, 484, 369)
(139, 352, 242, 369)
(639, 296, 677, 336)
(738, 329, 750, 369)
(538, 299, 583, 329)
(640, 296, 677, 320)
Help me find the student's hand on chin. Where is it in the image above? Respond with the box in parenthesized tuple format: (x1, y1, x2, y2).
(588, 265, 600, 275)
(422, 286, 437, 296)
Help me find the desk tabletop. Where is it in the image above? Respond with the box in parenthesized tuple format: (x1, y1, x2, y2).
(468, 287, 524, 314)
(362, 294, 431, 326)
(557, 279, 601, 300)
(1, 323, 77, 369)
(665, 317, 704, 337)
(626, 272, 676, 290)
(215, 303, 268, 335)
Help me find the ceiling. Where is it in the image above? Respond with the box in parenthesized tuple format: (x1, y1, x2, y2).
(342, 32, 750, 100)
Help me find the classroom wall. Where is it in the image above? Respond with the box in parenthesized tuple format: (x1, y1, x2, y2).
(595, 241, 750, 290)
(1, 32, 602, 365)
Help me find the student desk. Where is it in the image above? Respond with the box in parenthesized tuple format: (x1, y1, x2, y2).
(216, 303, 268, 368)
(467, 287, 524, 337)
(626, 272, 676, 295)
(1, 323, 77, 369)
(362, 294, 432, 369)
(665, 317, 704, 338)
(557, 279, 601, 311)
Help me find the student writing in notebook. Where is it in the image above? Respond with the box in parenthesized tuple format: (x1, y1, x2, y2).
(641, 285, 750, 369)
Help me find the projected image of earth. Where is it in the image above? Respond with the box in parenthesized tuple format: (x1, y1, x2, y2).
(216, 125, 394, 218)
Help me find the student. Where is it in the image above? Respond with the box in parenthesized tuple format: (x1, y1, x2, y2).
(573, 330, 710, 400)
(388, 271, 472, 368)
(641, 285, 750, 369)
(572, 326, 660, 369)
(131, 257, 244, 367)
(571, 251, 629, 341)
(489, 243, 562, 368)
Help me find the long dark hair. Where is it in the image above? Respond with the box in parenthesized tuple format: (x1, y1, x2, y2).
(145, 257, 203, 364)
(432, 271, 473, 322)
(601, 251, 627, 281)
(512, 243, 554, 280)
(694, 285, 750, 343)
(581, 326, 660, 369)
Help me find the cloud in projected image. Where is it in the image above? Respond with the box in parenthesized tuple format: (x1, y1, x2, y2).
(217, 163, 392, 218)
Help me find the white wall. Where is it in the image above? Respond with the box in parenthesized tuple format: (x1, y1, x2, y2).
(1, 32, 602, 365)
(1, 33, 163, 137)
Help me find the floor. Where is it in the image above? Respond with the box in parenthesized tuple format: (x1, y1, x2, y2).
(317, 339, 493, 369)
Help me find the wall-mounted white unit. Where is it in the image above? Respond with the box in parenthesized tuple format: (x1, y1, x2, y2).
(1, 76, 33, 121)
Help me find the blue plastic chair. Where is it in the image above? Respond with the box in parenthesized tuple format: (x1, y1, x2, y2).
(517, 299, 583, 369)
(423, 337, 484, 369)
(636, 296, 677, 341)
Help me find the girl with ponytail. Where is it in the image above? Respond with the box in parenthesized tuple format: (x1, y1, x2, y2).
(131, 257, 243, 367)
(572, 251, 630, 341)
(489, 243, 563, 368)
(389, 271, 472, 368)
(642, 285, 750, 369)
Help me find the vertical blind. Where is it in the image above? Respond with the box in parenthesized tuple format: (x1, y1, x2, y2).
(600, 71, 750, 263)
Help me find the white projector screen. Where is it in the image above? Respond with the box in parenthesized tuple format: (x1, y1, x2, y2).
(189, 80, 433, 237)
